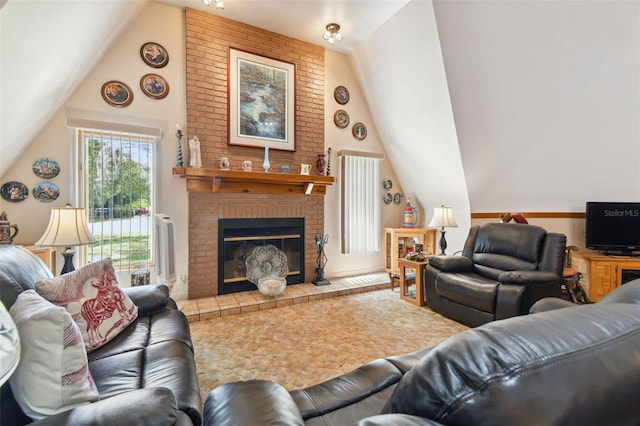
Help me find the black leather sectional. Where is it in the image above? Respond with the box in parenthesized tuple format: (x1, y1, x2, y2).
(0, 244, 202, 425)
(204, 279, 640, 425)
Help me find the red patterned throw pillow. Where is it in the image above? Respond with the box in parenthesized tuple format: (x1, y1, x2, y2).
(36, 259, 138, 352)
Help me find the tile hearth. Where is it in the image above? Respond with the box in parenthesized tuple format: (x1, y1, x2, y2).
(177, 272, 391, 323)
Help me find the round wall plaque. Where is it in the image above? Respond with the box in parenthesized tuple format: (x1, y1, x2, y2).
(334, 86, 350, 105)
(352, 122, 367, 141)
(333, 110, 349, 128)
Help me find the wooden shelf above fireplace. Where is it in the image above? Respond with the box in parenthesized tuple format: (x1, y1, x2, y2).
(173, 167, 335, 195)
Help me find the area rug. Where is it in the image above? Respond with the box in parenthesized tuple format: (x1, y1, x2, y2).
(190, 289, 468, 394)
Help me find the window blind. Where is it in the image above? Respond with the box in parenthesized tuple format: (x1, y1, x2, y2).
(340, 151, 383, 254)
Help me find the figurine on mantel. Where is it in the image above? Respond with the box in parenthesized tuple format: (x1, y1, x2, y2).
(189, 136, 202, 168)
(219, 156, 230, 170)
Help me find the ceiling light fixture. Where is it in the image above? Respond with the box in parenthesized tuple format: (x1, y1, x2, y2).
(323, 23, 343, 45)
(202, 0, 224, 9)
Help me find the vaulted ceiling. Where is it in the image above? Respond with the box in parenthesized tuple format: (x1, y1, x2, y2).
(0, 0, 408, 175)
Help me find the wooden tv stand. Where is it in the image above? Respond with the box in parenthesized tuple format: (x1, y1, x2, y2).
(572, 251, 640, 301)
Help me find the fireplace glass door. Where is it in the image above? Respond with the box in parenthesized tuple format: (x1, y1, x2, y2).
(218, 218, 304, 294)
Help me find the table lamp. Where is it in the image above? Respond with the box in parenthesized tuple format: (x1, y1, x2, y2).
(428, 205, 458, 255)
(35, 203, 97, 274)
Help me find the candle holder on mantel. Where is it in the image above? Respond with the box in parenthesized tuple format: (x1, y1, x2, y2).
(312, 234, 330, 286)
(175, 132, 184, 167)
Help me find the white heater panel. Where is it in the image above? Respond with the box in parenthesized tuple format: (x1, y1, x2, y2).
(155, 213, 177, 289)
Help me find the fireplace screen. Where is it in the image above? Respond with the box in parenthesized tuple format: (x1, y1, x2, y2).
(218, 218, 304, 294)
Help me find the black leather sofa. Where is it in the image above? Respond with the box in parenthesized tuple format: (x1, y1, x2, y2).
(203, 279, 640, 425)
(424, 222, 566, 327)
(0, 244, 202, 425)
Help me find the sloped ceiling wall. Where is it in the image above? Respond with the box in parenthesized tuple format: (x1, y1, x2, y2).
(351, 0, 470, 251)
(433, 0, 640, 212)
(0, 0, 148, 175)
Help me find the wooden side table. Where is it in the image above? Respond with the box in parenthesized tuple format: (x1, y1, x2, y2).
(397, 258, 428, 306)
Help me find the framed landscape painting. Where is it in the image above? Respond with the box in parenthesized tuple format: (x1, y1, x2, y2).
(228, 48, 296, 151)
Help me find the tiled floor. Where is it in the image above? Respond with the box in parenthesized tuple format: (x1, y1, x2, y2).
(177, 272, 392, 322)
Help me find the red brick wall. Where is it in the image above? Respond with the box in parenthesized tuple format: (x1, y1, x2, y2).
(185, 9, 326, 299)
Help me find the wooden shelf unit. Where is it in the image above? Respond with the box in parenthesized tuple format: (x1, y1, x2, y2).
(572, 251, 640, 301)
(172, 167, 334, 195)
(384, 228, 436, 273)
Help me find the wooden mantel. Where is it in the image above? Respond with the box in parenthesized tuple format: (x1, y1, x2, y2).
(173, 167, 335, 195)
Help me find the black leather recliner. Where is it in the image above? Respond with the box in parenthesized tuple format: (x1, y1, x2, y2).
(424, 222, 566, 327)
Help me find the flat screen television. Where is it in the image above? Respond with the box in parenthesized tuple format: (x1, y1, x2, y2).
(585, 202, 640, 255)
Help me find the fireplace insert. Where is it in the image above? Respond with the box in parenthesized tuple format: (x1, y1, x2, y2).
(218, 218, 305, 294)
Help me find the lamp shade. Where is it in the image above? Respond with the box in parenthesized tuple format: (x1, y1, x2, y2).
(0, 301, 20, 386)
(428, 205, 458, 228)
(35, 204, 97, 247)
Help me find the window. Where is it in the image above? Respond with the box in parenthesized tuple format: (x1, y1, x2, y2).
(340, 151, 383, 254)
(79, 129, 155, 271)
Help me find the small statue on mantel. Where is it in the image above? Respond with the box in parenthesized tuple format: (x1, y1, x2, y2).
(189, 136, 202, 168)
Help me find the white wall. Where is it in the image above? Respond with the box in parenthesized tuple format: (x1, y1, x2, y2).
(472, 217, 587, 250)
(323, 50, 407, 277)
(434, 0, 640, 212)
(350, 0, 470, 253)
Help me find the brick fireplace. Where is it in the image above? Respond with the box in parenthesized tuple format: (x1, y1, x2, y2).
(184, 9, 327, 300)
(187, 192, 324, 299)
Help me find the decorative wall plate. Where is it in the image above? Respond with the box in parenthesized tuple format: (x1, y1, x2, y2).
(393, 192, 403, 205)
(101, 80, 133, 107)
(334, 85, 350, 105)
(140, 73, 169, 99)
(383, 178, 393, 190)
(333, 110, 349, 129)
(32, 182, 60, 203)
(140, 42, 169, 68)
(352, 122, 367, 141)
(32, 158, 60, 179)
(1, 181, 29, 202)
(383, 192, 393, 205)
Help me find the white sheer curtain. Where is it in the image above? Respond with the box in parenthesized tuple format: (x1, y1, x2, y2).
(340, 151, 383, 254)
